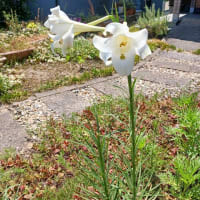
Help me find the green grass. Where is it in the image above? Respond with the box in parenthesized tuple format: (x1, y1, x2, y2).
(0, 93, 199, 199)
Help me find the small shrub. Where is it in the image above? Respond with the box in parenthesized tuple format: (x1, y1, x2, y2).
(137, 4, 168, 38)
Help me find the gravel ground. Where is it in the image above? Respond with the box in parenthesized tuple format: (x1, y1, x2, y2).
(9, 79, 195, 132)
(9, 99, 60, 132)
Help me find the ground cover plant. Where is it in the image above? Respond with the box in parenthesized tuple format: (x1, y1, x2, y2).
(0, 93, 200, 199)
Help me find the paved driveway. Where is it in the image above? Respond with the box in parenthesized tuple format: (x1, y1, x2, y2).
(167, 14, 200, 51)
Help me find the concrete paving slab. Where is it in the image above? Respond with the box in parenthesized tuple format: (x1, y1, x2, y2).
(158, 51, 200, 63)
(41, 91, 91, 117)
(153, 60, 200, 73)
(132, 70, 191, 87)
(35, 75, 120, 99)
(91, 76, 128, 98)
(0, 109, 27, 152)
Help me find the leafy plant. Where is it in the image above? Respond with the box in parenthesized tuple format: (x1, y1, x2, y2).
(76, 99, 160, 199)
(0, 73, 25, 103)
(159, 155, 200, 199)
(137, 4, 168, 38)
(0, 74, 11, 97)
(66, 38, 99, 63)
(105, 1, 120, 23)
(3, 10, 22, 33)
(170, 94, 200, 156)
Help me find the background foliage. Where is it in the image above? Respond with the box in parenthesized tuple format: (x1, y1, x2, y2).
(137, 4, 168, 38)
(0, 0, 30, 23)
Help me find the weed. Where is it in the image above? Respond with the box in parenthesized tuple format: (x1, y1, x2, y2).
(148, 39, 176, 52)
(3, 10, 22, 33)
(159, 155, 200, 199)
(193, 49, 200, 55)
(177, 48, 184, 52)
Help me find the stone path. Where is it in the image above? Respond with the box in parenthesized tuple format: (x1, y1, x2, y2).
(167, 14, 200, 51)
(0, 50, 200, 153)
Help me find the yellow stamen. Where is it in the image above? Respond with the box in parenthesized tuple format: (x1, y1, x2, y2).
(120, 41, 127, 47)
(120, 54, 126, 60)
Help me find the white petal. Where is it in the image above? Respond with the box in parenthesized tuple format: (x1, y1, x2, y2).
(112, 49, 136, 76)
(93, 36, 112, 53)
(50, 23, 71, 35)
(62, 25, 74, 56)
(50, 6, 60, 16)
(140, 44, 151, 59)
(126, 29, 151, 58)
(104, 22, 129, 36)
(59, 10, 71, 22)
(99, 52, 112, 66)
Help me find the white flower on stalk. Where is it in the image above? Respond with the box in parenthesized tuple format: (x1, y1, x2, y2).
(93, 22, 151, 76)
(44, 6, 105, 56)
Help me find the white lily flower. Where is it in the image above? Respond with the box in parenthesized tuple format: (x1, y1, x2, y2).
(93, 22, 151, 76)
(44, 6, 105, 56)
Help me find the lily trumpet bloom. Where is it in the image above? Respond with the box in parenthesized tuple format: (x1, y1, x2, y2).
(93, 22, 151, 76)
(44, 6, 105, 56)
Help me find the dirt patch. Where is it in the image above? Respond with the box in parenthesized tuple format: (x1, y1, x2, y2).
(15, 60, 106, 91)
(0, 34, 47, 53)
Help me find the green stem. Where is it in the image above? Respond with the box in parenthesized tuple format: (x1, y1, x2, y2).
(127, 74, 136, 200)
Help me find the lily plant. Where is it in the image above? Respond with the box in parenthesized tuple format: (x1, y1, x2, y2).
(45, 5, 151, 200)
(44, 6, 110, 56)
(93, 21, 151, 200)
